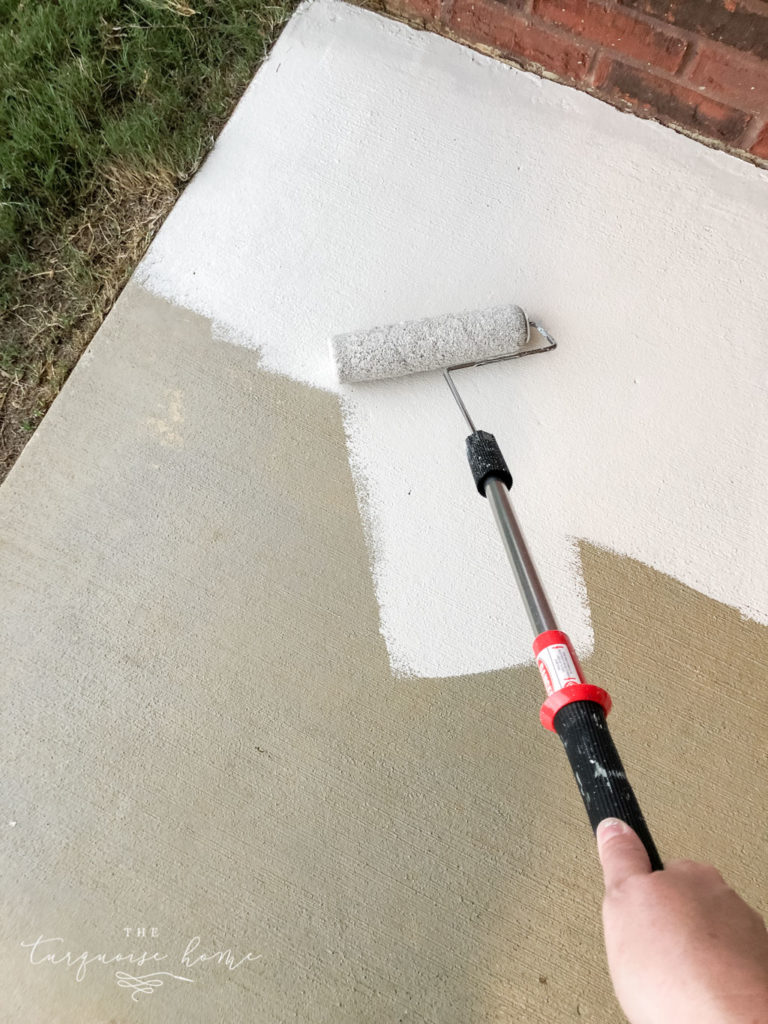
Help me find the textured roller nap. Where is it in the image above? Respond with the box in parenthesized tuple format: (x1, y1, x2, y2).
(331, 304, 529, 383)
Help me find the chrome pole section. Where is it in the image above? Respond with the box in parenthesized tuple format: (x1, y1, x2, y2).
(484, 477, 559, 635)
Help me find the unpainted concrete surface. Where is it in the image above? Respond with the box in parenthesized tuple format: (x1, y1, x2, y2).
(1, 282, 766, 1022)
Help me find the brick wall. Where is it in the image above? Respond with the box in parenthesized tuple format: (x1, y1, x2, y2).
(379, 0, 768, 164)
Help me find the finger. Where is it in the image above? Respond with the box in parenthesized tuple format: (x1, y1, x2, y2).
(596, 818, 652, 890)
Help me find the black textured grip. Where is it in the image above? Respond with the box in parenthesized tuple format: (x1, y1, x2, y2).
(465, 431, 512, 495)
(554, 701, 663, 871)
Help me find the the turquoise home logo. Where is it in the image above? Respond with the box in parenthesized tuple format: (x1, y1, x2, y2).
(20, 926, 262, 1000)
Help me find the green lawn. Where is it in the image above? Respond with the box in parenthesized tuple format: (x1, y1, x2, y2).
(0, 0, 295, 476)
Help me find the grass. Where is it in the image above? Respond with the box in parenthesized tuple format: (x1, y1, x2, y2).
(0, 0, 296, 478)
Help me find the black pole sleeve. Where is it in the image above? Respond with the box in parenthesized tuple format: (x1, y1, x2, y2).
(554, 700, 663, 871)
(465, 431, 512, 495)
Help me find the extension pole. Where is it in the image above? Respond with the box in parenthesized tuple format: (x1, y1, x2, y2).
(468, 434, 663, 871)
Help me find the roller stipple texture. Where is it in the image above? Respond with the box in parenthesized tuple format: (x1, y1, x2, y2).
(331, 304, 529, 383)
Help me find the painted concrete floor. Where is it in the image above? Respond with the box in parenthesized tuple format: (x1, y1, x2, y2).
(2, 1, 767, 1021)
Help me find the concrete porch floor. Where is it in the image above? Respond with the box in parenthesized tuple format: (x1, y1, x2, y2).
(2, 1, 767, 1020)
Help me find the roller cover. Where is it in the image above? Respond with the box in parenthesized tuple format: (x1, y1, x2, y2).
(331, 304, 529, 383)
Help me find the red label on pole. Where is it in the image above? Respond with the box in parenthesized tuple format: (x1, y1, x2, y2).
(533, 631, 585, 695)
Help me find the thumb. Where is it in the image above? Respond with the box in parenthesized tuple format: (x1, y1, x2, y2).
(596, 818, 652, 890)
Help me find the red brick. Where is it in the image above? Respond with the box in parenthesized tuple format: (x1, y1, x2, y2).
(534, 0, 688, 70)
(599, 59, 751, 141)
(687, 42, 768, 113)
(386, 0, 440, 18)
(750, 121, 768, 157)
(590, 51, 614, 84)
(450, 0, 593, 79)
(617, 0, 768, 60)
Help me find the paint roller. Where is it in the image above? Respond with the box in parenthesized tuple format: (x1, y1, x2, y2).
(332, 304, 663, 871)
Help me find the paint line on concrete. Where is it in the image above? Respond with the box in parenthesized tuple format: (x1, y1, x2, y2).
(138, 0, 768, 678)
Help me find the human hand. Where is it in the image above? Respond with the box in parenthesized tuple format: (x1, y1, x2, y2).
(596, 818, 768, 1024)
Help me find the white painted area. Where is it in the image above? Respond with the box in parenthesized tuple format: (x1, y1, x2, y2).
(138, 0, 768, 678)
